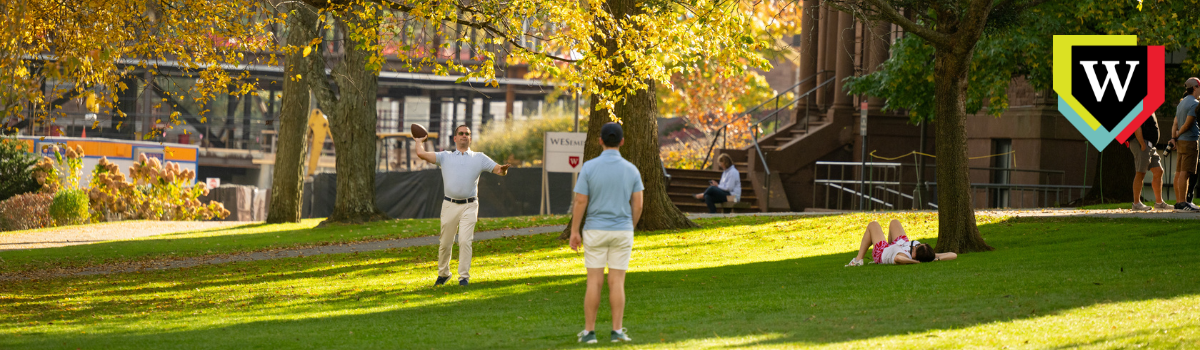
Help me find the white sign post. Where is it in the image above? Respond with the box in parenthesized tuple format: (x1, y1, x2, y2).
(542, 132, 587, 214)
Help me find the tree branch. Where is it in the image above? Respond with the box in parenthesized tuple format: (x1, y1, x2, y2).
(378, 0, 580, 63)
(856, 0, 953, 48)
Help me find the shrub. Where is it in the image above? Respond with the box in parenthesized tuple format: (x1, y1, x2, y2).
(49, 189, 90, 226)
(32, 144, 84, 193)
(86, 155, 229, 222)
(473, 108, 588, 167)
(0, 193, 54, 231)
(0, 137, 39, 202)
(88, 157, 137, 222)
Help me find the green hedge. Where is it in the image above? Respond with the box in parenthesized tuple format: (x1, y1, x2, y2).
(49, 188, 90, 226)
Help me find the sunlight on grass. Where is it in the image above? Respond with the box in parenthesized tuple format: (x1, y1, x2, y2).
(0, 215, 569, 274)
(1, 213, 1198, 349)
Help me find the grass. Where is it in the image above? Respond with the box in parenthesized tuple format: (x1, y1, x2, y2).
(1079, 199, 1197, 210)
(1, 213, 1199, 349)
(0, 215, 568, 274)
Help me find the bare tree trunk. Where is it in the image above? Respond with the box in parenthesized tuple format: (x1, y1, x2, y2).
(314, 7, 389, 226)
(932, 45, 993, 253)
(266, 2, 318, 223)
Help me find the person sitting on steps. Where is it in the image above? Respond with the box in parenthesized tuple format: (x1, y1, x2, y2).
(693, 153, 741, 213)
(845, 219, 957, 266)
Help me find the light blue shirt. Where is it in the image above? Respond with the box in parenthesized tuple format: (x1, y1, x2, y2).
(574, 150, 644, 231)
(435, 149, 498, 199)
(718, 165, 742, 202)
(1175, 96, 1199, 141)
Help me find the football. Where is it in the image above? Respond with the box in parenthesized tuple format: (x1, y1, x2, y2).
(410, 123, 428, 139)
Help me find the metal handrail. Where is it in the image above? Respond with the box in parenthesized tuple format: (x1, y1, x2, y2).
(741, 70, 834, 118)
(699, 126, 726, 170)
(751, 76, 837, 139)
(699, 70, 834, 170)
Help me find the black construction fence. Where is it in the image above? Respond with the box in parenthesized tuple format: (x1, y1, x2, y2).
(302, 168, 576, 219)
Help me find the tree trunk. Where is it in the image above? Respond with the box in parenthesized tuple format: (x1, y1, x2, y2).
(1082, 140, 1135, 202)
(560, 0, 696, 238)
(619, 82, 697, 231)
(932, 45, 993, 253)
(317, 8, 389, 225)
(266, 2, 318, 223)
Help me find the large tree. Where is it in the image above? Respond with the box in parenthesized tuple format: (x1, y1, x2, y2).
(831, 0, 1050, 253)
(840, 1, 1200, 252)
(1, 0, 272, 135)
(267, 0, 770, 229)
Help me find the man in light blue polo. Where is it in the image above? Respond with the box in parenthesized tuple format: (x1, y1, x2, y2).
(415, 124, 510, 286)
(569, 122, 643, 344)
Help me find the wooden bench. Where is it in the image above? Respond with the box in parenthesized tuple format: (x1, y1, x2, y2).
(713, 195, 751, 213)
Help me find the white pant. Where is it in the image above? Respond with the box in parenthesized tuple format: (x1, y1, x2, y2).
(438, 200, 479, 279)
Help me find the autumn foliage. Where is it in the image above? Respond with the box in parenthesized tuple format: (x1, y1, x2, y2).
(89, 155, 230, 222)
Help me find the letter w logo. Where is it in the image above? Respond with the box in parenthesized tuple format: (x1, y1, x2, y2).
(1079, 61, 1140, 102)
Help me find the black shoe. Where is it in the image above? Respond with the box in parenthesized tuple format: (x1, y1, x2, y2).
(435, 276, 450, 286)
(459, 278, 469, 286)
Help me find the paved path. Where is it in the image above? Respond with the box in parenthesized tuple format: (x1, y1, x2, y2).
(8, 209, 1199, 280)
(0, 221, 255, 251)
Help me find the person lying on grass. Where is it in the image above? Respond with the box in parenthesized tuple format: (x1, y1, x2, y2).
(845, 219, 956, 266)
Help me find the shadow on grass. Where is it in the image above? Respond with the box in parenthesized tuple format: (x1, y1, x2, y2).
(3, 215, 1199, 349)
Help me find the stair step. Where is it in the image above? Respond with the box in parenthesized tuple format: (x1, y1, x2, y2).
(673, 202, 758, 213)
(672, 192, 753, 201)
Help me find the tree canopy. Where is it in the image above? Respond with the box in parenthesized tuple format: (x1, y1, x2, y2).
(845, 1, 1200, 123)
(1, 0, 276, 131)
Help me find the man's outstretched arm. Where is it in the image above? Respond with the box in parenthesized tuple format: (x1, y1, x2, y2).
(414, 136, 437, 164)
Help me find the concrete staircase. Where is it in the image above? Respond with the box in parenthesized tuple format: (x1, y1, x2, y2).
(664, 167, 758, 213)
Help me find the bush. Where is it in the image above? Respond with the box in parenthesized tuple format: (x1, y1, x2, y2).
(0, 137, 39, 202)
(49, 189, 91, 226)
(0, 193, 54, 231)
(86, 155, 229, 222)
(473, 108, 588, 166)
(32, 144, 84, 193)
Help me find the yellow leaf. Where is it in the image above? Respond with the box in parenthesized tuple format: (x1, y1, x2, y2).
(303, 46, 312, 57)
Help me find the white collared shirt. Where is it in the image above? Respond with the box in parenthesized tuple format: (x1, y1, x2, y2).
(435, 149, 498, 199)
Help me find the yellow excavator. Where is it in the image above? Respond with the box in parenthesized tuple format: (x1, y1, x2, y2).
(304, 110, 435, 175)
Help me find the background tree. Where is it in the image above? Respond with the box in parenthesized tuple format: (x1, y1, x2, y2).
(831, 0, 1050, 253)
(264, 0, 771, 229)
(841, 0, 1200, 250)
(1, 0, 273, 135)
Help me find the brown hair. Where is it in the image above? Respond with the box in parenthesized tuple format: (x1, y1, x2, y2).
(913, 243, 936, 262)
(717, 153, 734, 168)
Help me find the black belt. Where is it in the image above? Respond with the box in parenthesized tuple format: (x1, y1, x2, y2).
(444, 197, 476, 204)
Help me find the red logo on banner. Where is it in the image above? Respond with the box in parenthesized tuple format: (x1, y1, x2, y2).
(568, 156, 580, 168)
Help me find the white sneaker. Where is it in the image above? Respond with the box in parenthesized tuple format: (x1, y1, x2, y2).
(611, 328, 632, 342)
(845, 258, 863, 267)
(1131, 202, 1151, 211)
(1155, 202, 1172, 210)
(577, 330, 597, 344)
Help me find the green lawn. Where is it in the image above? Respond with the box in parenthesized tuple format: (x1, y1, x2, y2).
(1, 213, 1198, 349)
(1080, 199, 1196, 210)
(0, 215, 568, 274)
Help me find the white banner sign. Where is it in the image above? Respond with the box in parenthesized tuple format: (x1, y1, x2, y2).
(544, 132, 587, 173)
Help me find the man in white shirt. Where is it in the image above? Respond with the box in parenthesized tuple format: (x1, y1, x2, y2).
(693, 153, 741, 213)
(415, 124, 510, 286)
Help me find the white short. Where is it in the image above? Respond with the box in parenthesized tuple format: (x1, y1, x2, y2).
(583, 229, 633, 270)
